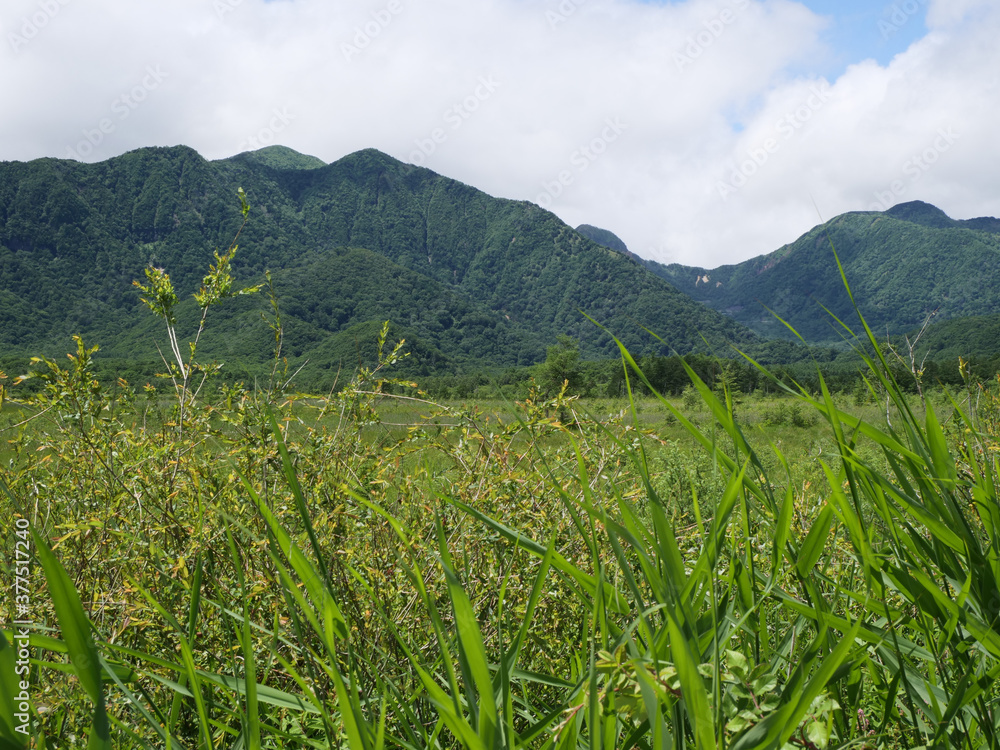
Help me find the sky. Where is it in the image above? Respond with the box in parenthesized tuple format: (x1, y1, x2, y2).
(1, 0, 997, 268)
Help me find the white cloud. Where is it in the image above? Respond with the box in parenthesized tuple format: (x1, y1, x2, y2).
(926, 0, 992, 28)
(1, 0, 997, 268)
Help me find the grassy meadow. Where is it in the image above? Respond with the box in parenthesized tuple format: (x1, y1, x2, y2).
(3, 314, 1000, 750)
(3, 222, 1000, 749)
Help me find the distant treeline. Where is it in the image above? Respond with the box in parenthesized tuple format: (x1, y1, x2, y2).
(411, 351, 1000, 401)
(4, 349, 998, 404)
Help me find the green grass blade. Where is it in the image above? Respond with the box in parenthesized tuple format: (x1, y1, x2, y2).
(28, 525, 111, 750)
(128, 579, 217, 749)
(169, 552, 205, 733)
(239, 471, 349, 642)
(502, 536, 557, 677)
(666, 616, 716, 750)
(413, 665, 487, 750)
(0, 633, 28, 748)
(96, 652, 184, 748)
(445, 495, 629, 614)
(436, 522, 500, 748)
(796, 503, 835, 579)
(225, 529, 260, 750)
(731, 619, 860, 750)
(268, 409, 329, 584)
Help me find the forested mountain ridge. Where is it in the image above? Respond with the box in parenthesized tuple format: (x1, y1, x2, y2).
(575, 224, 630, 255)
(642, 201, 1000, 343)
(0, 145, 761, 378)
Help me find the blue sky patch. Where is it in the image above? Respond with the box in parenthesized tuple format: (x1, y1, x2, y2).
(800, 0, 929, 75)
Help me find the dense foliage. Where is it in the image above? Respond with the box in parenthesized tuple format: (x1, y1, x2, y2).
(5, 252, 1000, 746)
(0, 146, 759, 381)
(897, 312, 1000, 361)
(7, 176, 1000, 749)
(574, 224, 630, 255)
(646, 200, 1000, 344)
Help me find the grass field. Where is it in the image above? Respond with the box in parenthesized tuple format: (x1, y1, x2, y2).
(3, 328, 1000, 749)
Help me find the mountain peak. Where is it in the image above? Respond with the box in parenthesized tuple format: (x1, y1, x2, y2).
(576, 224, 630, 254)
(331, 148, 407, 169)
(231, 145, 326, 170)
(884, 200, 955, 229)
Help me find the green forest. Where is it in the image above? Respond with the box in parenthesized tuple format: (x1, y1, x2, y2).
(0, 146, 758, 378)
(645, 201, 1000, 347)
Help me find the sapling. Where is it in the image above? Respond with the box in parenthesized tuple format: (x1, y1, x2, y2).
(133, 188, 261, 432)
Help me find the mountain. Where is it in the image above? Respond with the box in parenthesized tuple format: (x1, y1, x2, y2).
(900, 312, 1000, 362)
(0, 145, 761, 383)
(575, 223, 652, 266)
(642, 201, 1000, 343)
(241, 145, 327, 171)
(576, 224, 630, 254)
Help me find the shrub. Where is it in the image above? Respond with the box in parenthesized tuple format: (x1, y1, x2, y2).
(760, 400, 817, 427)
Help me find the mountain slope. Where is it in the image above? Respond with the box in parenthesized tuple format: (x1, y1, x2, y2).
(901, 312, 1000, 361)
(241, 145, 326, 171)
(0, 146, 759, 377)
(576, 224, 630, 254)
(643, 201, 1000, 343)
(244, 148, 755, 355)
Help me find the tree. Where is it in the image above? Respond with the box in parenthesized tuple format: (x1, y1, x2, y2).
(134, 188, 261, 433)
(538, 335, 582, 425)
(540, 335, 582, 398)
